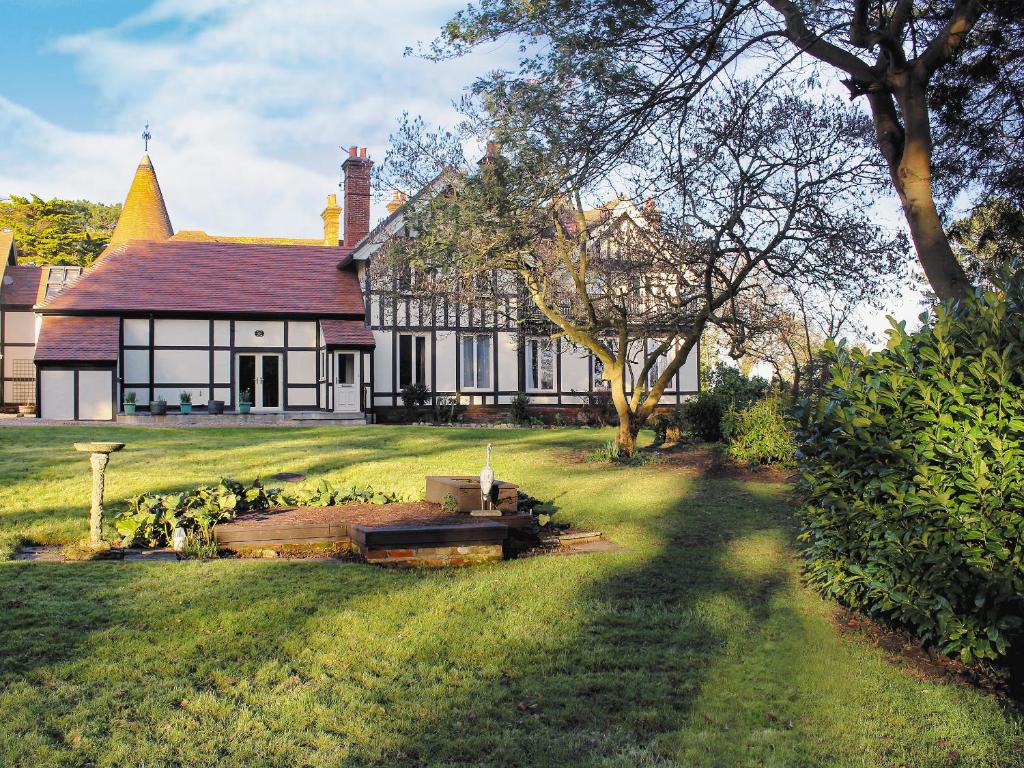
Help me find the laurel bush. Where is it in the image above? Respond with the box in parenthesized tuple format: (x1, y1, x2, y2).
(795, 281, 1024, 662)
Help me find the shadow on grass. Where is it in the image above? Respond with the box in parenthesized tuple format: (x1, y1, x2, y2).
(0, 467, 804, 766)
(0, 425, 622, 551)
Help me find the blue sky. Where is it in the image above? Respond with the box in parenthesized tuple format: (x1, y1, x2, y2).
(0, 0, 510, 237)
(1, 0, 922, 336)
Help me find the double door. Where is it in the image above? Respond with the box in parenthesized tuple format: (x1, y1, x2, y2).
(237, 353, 282, 412)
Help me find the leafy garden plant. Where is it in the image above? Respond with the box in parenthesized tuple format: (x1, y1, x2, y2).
(722, 396, 796, 467)
(115, 478, 404, 548)
(796, 276, 1024, 663)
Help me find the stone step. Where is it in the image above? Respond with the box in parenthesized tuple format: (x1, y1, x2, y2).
(540, 529, 603, 545)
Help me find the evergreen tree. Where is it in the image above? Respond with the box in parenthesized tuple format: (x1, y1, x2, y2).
(0, 195, 121, 266)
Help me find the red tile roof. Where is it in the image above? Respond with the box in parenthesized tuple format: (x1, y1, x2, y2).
(35, 316, 120, 362)
(39, 240, 363, 317)
(1, 264, 43, 306)
(321, 318, 375, 347)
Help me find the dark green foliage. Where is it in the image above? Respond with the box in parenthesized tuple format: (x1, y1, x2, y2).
(115, 478, 403, 548)
(665, 365, 772, 443)
(0, 195, 120, 266)
(722, 396, 796, 467)
(796, 280, 1024, 662)
(510, 392, 530, 424)
(707, 362, 770, 411)
(681, 393, 723, 442)
(400, 382, 430, 409)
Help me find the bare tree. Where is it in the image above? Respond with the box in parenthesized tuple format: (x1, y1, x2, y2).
(433, 0, 1022, 301)
(737, 284, 869, 400)
(374, 82, 903, 454)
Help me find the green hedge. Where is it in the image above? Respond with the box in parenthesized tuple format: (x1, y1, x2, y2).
(795, 283, 1024, 662)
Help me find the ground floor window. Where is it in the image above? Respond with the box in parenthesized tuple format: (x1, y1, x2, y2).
(398, 334, 427, 387)
(646, 341, 672, 390)
(461, 334, 491, 389)
(526, 337, 554, 390)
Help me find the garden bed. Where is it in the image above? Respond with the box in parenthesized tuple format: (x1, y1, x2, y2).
(215, 501, 535, 566)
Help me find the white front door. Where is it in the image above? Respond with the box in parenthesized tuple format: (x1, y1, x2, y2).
(237, 353, 282, 412)
(334, 351, 359, 412)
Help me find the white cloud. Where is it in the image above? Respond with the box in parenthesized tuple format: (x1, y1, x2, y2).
(1, 0, 509, 237)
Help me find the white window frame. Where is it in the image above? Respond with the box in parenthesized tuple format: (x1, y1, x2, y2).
(646, 340, 672, 390)
(398, 333, 428, 388)
(525, 337, 555, 391)
(461, 333, 492, 390)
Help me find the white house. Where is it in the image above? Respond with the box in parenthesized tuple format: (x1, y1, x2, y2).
(22, 147, 699, 421)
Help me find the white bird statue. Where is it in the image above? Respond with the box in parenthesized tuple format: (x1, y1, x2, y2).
(480, 443, 495, 510)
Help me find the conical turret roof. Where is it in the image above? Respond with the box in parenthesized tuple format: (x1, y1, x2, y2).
(105, 153, 173, 251)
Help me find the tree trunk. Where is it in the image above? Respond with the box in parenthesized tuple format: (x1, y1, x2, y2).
(609, 371, 639, 456)
(869, 84, 972, 302)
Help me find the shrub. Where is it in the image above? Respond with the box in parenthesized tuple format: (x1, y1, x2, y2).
(722, 396, 796, 466)
(649, 410, 685, 445)
(707, 362, 770, 410)
(400, 382, 430, 410)
(580, 390, 615, 426)
(680, 392, 723, 442)
(510, 393, 530, 424)
(434, 393, 465, 423)
(796, 281, 1024, 663)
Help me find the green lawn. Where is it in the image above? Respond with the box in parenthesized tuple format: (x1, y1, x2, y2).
(0, 425, 1022, 767)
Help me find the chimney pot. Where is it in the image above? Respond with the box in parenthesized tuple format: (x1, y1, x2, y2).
(359, 147, 367, 158)
(348, 146, 358, 157)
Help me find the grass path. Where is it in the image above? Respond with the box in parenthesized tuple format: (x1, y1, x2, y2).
(0, 425, 1022, 766)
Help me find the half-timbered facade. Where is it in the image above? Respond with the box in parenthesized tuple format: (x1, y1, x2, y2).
(26, 146, 699, 420)
(351, 198, 700, 419)
(0, 232, 82, 410)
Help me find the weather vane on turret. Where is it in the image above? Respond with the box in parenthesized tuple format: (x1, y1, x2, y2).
(142, 123, 151, 152)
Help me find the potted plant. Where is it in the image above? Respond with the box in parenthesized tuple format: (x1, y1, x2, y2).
(238, 389, 252, 414)
(208, 399, 224, 415)
(179, 391, 193, 414)
(123, 391, 137, 414)
(150, 397, 167, 416)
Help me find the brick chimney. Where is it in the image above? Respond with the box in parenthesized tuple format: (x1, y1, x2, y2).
(385, 190, 407, 215)
(321, 193, 341, 245)
(342, 146, 372, 246)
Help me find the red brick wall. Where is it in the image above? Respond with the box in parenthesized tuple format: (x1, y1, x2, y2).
(342, 147, 372, 247)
